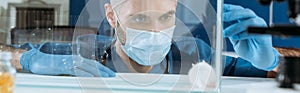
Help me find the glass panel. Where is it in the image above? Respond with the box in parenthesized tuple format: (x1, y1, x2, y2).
(0, 0, 288, 92)
(73, 0, 223, 92)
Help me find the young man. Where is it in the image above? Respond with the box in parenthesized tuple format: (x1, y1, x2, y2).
(18, 0, 280, 77)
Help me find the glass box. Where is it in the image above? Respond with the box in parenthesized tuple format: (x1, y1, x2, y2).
(73, 0, 224, 92)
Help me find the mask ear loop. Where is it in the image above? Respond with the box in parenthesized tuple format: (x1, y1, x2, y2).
(113, 10, 127, 45)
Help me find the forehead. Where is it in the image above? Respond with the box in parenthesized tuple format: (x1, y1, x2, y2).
(116, 0, 177, 13)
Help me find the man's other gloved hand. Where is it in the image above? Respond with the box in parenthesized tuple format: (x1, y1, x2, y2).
(223, 4, 280, 71)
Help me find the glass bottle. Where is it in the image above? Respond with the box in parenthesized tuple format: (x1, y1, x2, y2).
(0, 52, 16, 93)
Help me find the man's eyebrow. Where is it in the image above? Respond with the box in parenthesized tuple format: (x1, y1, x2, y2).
(165, 10, 176, 15)
(159, 10, 176, 17)
(128, 10, 176, 17)
(128, 13, 146, 17)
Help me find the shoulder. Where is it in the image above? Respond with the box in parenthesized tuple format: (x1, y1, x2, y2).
(171, 36, 213, 62)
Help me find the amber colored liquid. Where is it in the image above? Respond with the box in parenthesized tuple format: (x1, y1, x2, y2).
(0, 73, 14, 93)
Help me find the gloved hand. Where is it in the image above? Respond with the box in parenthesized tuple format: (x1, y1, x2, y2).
(223, 4, 280, 71)
(20, 43, 115, 77)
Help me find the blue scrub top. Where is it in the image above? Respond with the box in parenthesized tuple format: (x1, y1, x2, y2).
(19, 35, 267, 77)
(102, 36, 267, 77)
(97, 19, 267, 77)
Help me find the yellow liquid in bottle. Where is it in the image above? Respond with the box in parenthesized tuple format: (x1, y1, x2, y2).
(0, 73, 14, 93)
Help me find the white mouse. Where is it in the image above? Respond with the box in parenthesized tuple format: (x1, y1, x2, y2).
(188, 60, 219, 91)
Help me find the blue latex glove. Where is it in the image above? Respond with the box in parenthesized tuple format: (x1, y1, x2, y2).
(20, 43, 115, 77)
(223, 4, 280, 71)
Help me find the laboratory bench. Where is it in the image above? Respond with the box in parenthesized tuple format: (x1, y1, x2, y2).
(14, 73, 299, 93)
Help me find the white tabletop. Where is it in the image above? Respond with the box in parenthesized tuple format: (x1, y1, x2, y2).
(14, 73, 300, 93)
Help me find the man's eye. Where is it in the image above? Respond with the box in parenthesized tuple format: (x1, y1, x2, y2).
(132, 15, 147, 23)
(160, 15, 173, 21)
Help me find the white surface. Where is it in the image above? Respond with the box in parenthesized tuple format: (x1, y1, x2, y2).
(14, 73, 300, 93)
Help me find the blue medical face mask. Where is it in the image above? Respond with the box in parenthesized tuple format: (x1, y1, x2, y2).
(120, 26, 175, 66)
(113, 10, 176, 66)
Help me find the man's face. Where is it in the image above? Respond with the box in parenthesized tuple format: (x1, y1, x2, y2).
(104, 0, 177, 72)
(106, 0, 177, 32)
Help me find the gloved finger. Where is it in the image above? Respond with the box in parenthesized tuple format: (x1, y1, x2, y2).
(76, 58, 115, 77)
(99, 72, 109, 77)
(97, 63, 116, 77)
(74, 68, 94, 77)
(224, 17, 267, 39)
(230, 31, 271, 41)
(224, 4, 244, 11)
(20, 50, 34, 71)
(75, 59, 102, 77)
(83, 60, 111, 77)
(229, 31, 255, 41)
(224, 8, 257, 22)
